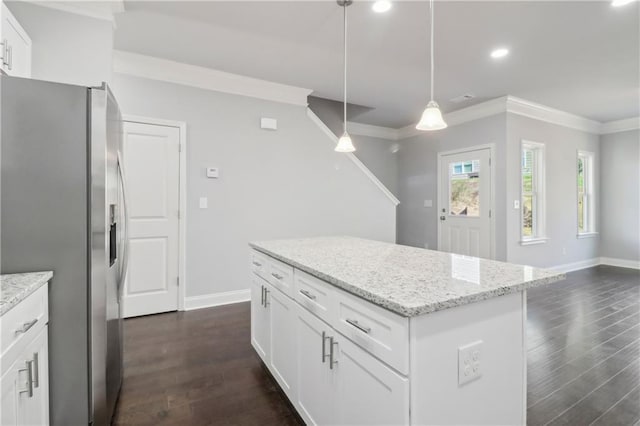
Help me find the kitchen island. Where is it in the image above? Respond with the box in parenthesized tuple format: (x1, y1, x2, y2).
(249, 237, 565, 425)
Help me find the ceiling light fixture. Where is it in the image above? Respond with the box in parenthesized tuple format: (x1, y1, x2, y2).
(372, 0, 392, 13)
(490, 48, 509, 59)
(611, 0, 636, 6)
(335, 0, 356, 153)
(416, 0, 447, 131)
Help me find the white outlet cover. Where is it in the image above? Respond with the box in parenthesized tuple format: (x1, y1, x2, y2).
(260, 117, 278, 130)
(458, 340, 483, 386)
(199, 197, 208, 209)
(424, 200, 433, 208)
(206, 167, 219, 178)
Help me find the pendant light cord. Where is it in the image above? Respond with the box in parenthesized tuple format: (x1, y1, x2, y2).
(343, 2, 348, 134)
(430, 0, 434, 102)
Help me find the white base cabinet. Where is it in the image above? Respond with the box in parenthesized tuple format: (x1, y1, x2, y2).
(250, 249, 527, 426)
(0, 284, 50, 426)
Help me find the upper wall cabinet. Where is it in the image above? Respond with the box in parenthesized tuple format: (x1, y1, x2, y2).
(1, 2, 31, 77)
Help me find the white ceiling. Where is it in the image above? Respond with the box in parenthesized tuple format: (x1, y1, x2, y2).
(114, 1, 640, 128)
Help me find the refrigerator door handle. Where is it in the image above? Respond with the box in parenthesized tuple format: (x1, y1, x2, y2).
(117, 150, 131, 291)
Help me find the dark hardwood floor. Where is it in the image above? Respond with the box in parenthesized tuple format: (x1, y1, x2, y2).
(113, 265, 639, 426)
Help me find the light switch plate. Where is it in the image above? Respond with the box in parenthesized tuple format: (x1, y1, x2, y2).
(514, 200, 520, 209)
(424, 200, 433, 208)
(260, 117, 278, 130)
(199, 197, 208, 209)
(458, 340, 483, 386)
(206, 167, 219, 178)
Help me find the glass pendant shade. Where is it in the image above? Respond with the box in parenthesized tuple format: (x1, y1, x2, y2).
(416, 100, 447, 131)
(335, 132, 356, 152)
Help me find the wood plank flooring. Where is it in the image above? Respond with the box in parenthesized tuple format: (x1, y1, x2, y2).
(113, 265, 639, 425)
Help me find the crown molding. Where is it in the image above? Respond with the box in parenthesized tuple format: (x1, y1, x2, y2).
(113, 50, 312, 107)
(505, 96, 602, 134)
(347, 121, 400, 141)
(26, 0, 124, 22)
(600, 116, 640, 134)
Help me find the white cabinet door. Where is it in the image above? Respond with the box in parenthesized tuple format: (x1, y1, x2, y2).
(335, 335, 409, 426)
(0, 359, 22, 426)
(295, 306, 335, 426)
(250, 275, 270, 362)
(25, 327, 49, 426)
(0, 3, 31, 77)
(268, 287, 297, 399)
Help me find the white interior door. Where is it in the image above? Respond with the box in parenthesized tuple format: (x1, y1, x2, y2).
(438, 148, 492, 258)
(122, 121, 180, 318)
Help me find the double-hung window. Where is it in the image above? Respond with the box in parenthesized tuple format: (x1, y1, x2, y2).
(521, 141, 546, 243)
(577, 151, 596, 236)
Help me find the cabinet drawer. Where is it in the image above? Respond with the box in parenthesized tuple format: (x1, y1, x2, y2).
(294, 269, 335, 324)
(267, 257, 294, 298)
(1, 284, 48, 365)
(334, 290, 409, 375)
(250, 250, 269, 281)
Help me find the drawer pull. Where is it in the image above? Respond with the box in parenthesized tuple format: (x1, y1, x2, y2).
(15, 319, 38, 335)
(321, 331, 330, 363)
(300, 289, 316, 300)
(32, 353, 39, 388)
(264, 288, 270, 307)
(329, 336, 338, 369)
(271, 272, 284, 280)
(252, 261, 262, 267)
(18, 360, 34, 398)
(346, 318, 371, 334)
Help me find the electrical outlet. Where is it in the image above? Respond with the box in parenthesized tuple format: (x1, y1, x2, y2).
(514, 200, 520, 209)
(458, 340, 483, 385)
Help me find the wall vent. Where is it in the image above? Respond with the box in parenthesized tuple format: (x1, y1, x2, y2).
(450, 94, 475, 103)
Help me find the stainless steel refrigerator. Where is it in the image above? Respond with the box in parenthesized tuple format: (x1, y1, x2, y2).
(1, 75, 129, 426)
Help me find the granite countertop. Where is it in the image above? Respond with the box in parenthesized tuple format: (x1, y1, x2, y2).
(1, 271, 53, 316)
(250, 237, 565, 317)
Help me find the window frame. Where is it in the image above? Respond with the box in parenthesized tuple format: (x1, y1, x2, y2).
(577, 150, 597, 237)
(520, 140, 547, 244)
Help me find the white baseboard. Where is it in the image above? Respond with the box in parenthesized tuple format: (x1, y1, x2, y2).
(599, 257, 640, 270)
(184, 289, 251, 311)
(550, 258, 601, 273)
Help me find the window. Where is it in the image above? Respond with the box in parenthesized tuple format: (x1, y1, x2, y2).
(521, 141, 546, 242)
(577, 151, 596, 235)
(449, 160, 480, 217)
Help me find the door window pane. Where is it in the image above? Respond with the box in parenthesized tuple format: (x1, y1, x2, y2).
(449, 161, 480, 217)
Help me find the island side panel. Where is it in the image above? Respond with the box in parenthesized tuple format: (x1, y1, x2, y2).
(409, 291, 525, 425)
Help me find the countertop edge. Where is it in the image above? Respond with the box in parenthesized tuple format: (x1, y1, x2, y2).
(0, 271, 53, 317)
(250, 243, 566, 317)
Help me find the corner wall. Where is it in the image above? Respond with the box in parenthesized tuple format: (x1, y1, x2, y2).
(600, 129, 640, 263)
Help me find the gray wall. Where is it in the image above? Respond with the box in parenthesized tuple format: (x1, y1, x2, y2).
(600, 130, 640, 262)
(396, 114, 507, 259)
(308, 96, 399, 196)
(505, 113, 600, 267)
(111, 73, 396, 297)
(7, 1, 113, 87)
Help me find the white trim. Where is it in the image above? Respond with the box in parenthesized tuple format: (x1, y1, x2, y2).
(550, 258, 600, 273)
(25, 0, 124, 22)
(306, 108, 400, 206)
(577, 232, 599, 239)
(600, 257, 640, 270)
(600, 117, 640, 134)
(114, 50, 312, 107)
(347, 121, 400, 141)
(436, 143, 496, 260)
(123, 115, 188, 311)
(519, 238, 549, 246)
(506, 96, 602, 134)
(184, 289, 251, 311)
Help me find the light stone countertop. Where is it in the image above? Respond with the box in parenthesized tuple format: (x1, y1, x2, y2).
(1, 271, 53, 316)
(250, 237, 565, 317)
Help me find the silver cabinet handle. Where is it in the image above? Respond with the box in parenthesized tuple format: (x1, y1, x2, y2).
(346, 318, 371, 334)
(321, 331, 329, 363)
(32, 353, 39, 388)
(264, 288, 270, 307)
(252, 261, 262, 267)
(260, 285, 265, 306)
(271, 272, 284, 280)
(299, 289, 316, 300)
(15, 318, 38, 335)
(19, 360, 34, 397)
(329, 336, 338, 369)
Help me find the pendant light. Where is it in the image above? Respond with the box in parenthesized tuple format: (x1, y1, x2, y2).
(335, 0, 356, 153)
(416, 0, 447, 131)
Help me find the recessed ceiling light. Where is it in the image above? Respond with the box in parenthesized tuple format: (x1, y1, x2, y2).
(611, 0, 636, 6)
(372, 0, 392, 13)
(490, 48, 509, 59)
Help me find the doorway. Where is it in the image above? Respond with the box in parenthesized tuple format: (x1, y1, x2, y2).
(437, 146, 494, 259)
(121, 118, 186, 317)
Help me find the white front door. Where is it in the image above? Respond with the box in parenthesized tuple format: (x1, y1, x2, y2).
(438, 148, 492, 258)
(122, 121, 181, 318)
